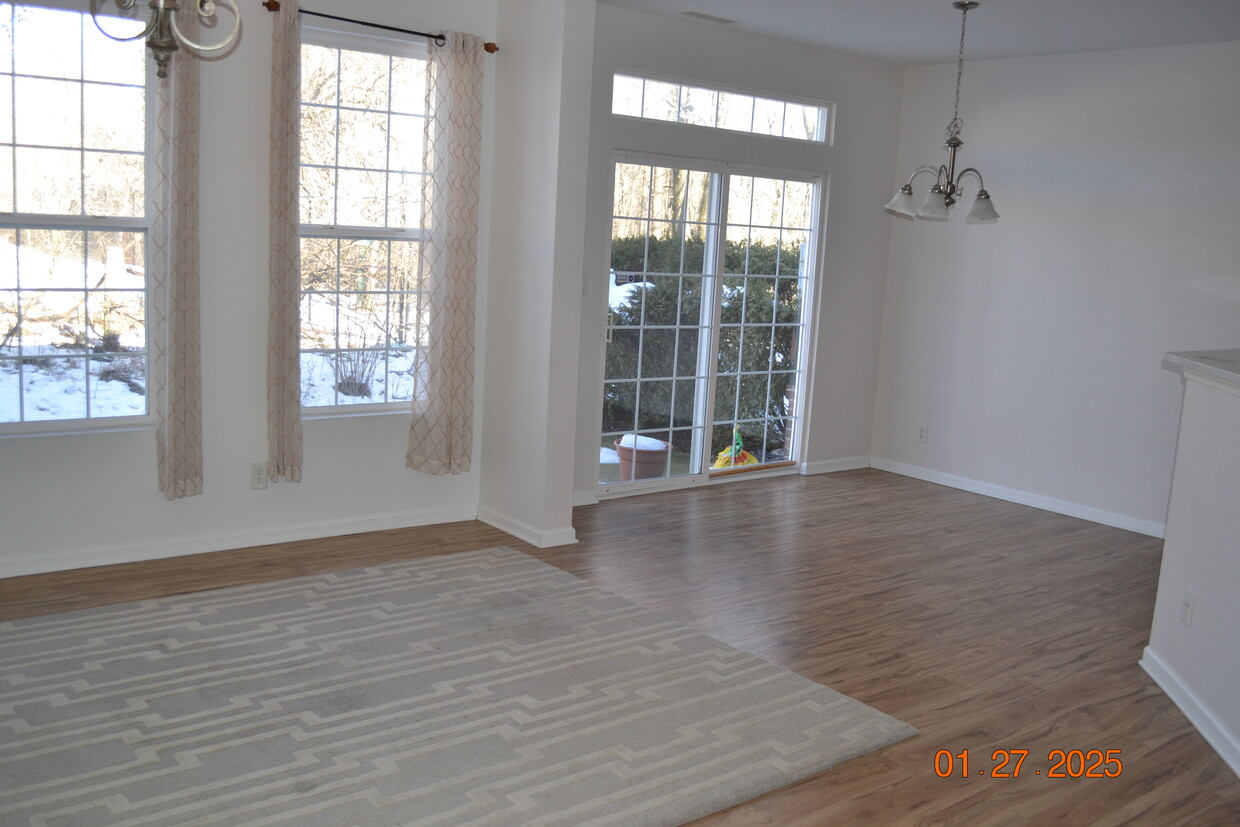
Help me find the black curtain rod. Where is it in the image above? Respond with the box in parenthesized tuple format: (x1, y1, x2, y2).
(300, 9, 446, 45)
(261, 2, 498, 53)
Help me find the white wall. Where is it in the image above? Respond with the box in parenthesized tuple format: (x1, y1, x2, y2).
(0, 0, 498, 576)
(1143, 369, 1240, 777)
(572, 4, 904, 500)
(872, 41, 1240, 535)
(476, 0, 593, 547)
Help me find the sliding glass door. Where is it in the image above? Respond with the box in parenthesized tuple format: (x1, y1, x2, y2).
(600, 160, 816, 489)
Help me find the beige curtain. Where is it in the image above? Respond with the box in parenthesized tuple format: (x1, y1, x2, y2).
(268, 0, 303, 483)
(406, 32, 484, 475)
(150, 29, 203, 499)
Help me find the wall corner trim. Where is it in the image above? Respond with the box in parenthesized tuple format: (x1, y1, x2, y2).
(1141, 646, 1240, 779)
(477, 505, 578, 549)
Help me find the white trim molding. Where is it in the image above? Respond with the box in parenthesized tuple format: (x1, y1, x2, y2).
(870, 457, 1166, 538)
(477, 505, 578, 548)
(5, 504, 482, 578)
(800, 456, 872, 476)
(1141, 647, 1240, 779)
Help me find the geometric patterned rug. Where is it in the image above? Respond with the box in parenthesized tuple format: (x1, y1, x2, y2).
(0, 547, 915, 826)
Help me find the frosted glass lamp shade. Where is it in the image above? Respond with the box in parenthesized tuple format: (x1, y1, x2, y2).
(883, 186, 917, 219)
(965, 189, 999, 224)
(916, 188, 949, 221)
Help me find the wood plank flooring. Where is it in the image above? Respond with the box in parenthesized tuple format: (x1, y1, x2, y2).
(3, 469, 1237, 825)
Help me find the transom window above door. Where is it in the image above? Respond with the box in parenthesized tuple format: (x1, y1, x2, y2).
(611, 73, 831, 143)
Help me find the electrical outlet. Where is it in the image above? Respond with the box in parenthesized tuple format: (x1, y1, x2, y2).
(250, 462, 268, 490)
(1180, 588, 1195, 628)
(917, 424, 928, 444)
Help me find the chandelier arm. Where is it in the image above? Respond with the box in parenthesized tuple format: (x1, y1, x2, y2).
(90, 0, 159, 43)
(955, 167, 985, 194)
(904, 165, 943, 188)
(169, 0, 242, 53)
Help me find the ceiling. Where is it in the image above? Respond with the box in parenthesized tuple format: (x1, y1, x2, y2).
(598, 0, 1240, 65)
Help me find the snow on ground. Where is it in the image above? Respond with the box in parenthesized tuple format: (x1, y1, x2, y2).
(1, 350, 418, 423)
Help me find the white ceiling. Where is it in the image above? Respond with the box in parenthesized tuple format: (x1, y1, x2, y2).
(598, 0, 1240, 65)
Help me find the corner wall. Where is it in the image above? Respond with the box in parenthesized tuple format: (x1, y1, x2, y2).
(872, 40, 1240, 535)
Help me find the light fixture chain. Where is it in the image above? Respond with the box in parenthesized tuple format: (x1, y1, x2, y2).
(948, 4, 968, 142)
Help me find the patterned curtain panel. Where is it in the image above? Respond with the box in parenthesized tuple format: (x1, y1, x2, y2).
(150, 27, 204, 500)
(267, 0, 304, 483)
(406, 33, 485, 475)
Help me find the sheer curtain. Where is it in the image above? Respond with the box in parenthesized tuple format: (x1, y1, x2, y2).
(267, 0, 303, 483)
(406, 32, 485, 475)
(150, 23, 203, 499)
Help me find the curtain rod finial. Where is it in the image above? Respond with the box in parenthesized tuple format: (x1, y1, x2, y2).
(262, 0, 280, 11)
(484, 42, 498, 53)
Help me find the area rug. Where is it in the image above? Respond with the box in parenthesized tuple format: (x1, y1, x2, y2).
(0, 547, 915, 826)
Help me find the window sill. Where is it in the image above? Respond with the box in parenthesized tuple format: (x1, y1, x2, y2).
(0, 415, 156, 439)
(301, 403, 412, 421)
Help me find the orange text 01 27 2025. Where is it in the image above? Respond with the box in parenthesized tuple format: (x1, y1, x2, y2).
(933, 749, 1124, 779)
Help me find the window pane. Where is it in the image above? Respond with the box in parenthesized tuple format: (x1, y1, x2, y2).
(301, 44, 338, 106)
(15, 76, 80, 147)
(641, 79, 678, 122)
(0, 359, 18, 422)
(679, 86, 718, 128)
(16, 147, 80, 214)
(334, 168, 385, 226)
(611, 74, 642, 118)
(91, 352, 146, 415)
(0, 79, 11, 144)
(386, 172, 421, 227)
(23, 356, 87, 420)
(85, 151, 143, 217)
(84, 83, 144, 151)
(339, 49, 388, 110)
(388, 114, 423, 172)
(299, 165, 336, 224)
(0, 148, 11, 212)
(752, 97, 784, 137)
(390, 56, 426, 115)
(300, 105, 337, 167)
(717, 92, 753, 133)
(783, 103, 818, 141)
(13, 6, 81, 79)
(337, 108, 388, 170)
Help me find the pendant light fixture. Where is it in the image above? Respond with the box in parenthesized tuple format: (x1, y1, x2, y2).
(884, 1, 999, 224)
(90, 0, 242, 79)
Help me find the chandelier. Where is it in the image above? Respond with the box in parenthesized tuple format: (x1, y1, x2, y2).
(884, 1, 999, 224)
(90, 1, 241, 79)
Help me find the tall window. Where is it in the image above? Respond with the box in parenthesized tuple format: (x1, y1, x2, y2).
(0, 2, 148, 425)
(298, 29, 426, 409)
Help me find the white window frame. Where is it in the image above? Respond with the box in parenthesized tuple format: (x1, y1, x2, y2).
(297, 21, 429, 417)
(597, 152, 824, 498)
(0, 0, 155, 435)
(611, 72, 833, 145)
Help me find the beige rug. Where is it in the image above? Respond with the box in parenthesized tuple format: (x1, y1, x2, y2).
(0, 547, 915, 826)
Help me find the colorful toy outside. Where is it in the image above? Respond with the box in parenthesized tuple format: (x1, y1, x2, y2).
(712, 425, 760, 469)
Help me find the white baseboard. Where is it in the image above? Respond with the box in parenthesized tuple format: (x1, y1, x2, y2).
(477, 505, 578, 548)
(870, 457, 1166, 538)
(5, 504, 482, 578)
(1141, 647, 1240, 779)
(572, 488, 600, 508)
(800, 456, 872, 476)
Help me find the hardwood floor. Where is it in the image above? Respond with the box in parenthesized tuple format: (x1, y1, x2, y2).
(3, 469, 1237, 825)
